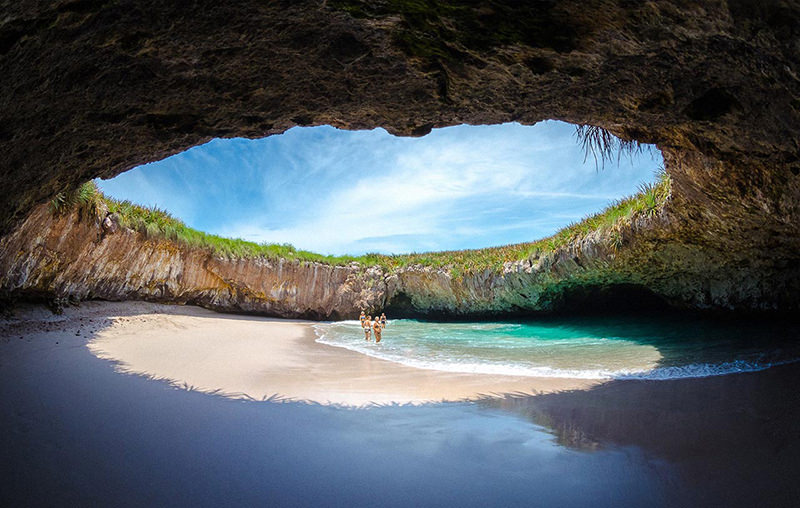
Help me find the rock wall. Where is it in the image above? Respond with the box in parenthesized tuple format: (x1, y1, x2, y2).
(2, 1, 800, 312)
(0, 203, 625, 318)
(1, 0, 799, 233)
(0, 204, 388, 319)
(4, 174, 798, 319)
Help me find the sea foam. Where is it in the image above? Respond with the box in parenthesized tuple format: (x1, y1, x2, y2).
(314, 320, 800, 381)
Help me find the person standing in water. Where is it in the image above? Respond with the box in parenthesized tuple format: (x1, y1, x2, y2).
(359, 310, 366, 328)
(379, 313, 387, 328)
(363, 316, 372, 341)
(373, 318, 383, 343)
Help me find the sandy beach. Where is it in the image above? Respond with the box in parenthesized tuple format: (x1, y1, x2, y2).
(80, 302, 597, 405)
(2, 300, 800, 507)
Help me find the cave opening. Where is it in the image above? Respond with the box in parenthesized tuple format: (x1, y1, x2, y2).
(4, 4, 800, 504)
(95, 120, 663, 258)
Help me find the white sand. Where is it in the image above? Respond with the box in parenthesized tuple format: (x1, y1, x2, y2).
(82, 303, 599, 405)
(40, 302, 597, 406)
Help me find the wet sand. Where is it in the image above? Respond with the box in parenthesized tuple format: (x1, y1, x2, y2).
(2, 301, 799, 507)
(83, 303, 597, 405)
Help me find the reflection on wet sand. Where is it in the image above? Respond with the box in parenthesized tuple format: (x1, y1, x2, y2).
(480, 362, 800, 506)
(4, 302, 800, 507)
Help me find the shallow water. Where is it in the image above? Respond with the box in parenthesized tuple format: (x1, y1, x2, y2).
(315, 314, 800, 379)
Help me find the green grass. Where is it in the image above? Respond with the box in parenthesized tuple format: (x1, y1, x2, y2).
(384, 168, 671, 273)
(50, 181, 104, 215)
(574, 124, 649, 170)
(54, 171, 670, 273)
(52, 182, 383, 265)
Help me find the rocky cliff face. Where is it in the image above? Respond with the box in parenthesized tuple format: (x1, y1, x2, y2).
(4, 183, 797, 320)
(0, 203, 624, 318)
(0, 204, 388, 319)
(1, 0, 800, 313)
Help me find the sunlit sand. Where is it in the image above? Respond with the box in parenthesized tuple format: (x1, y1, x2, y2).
(86, 303, 599, 406)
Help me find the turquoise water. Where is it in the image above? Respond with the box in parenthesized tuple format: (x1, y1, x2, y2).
(314, 316, 800, 380)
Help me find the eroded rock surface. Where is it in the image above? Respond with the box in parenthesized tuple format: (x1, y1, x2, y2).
(2, 1, 800, 223)
(3, 192, 797, 319)
(0, 205, 387, 319)
(1, 1, 800, 313)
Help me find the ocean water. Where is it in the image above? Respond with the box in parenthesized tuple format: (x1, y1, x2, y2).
(314, 315, 800, 380)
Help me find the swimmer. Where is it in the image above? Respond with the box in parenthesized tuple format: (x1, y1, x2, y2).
(380, 313, 387, 328)
(363, 316, 372, 341)
(373, 318, 382, 343)
(359, 310, 366, 328)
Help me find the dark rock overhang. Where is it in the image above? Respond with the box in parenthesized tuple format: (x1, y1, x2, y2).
(2, 0, 799, 232)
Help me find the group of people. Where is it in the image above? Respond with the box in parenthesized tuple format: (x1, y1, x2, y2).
(360, 311, 387, 343)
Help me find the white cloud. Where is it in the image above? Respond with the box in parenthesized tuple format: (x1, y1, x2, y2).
(101, 122, 662, 255)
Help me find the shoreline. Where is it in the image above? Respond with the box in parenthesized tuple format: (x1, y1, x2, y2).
(5, 301, 599, 406)
(91, 303, 600, 405)
(3, 300, 800, 506)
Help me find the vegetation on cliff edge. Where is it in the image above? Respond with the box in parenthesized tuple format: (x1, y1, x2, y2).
(51, 169, 671, 275)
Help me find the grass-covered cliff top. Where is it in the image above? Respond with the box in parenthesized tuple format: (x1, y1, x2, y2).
(51, 169, 670, 274)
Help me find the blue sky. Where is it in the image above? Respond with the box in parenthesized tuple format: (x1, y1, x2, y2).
(97, 121, 661, 255)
